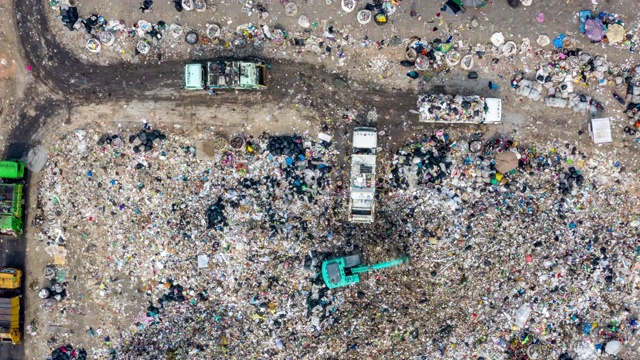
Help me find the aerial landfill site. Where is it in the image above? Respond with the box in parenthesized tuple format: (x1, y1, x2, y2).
(2, 0, 640, 359)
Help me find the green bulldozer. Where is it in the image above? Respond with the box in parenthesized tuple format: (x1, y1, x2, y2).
(321, 254, 409, 289)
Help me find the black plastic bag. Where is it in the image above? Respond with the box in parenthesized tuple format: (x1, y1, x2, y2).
(406, 71, 419, 79)
(507, 0, 520, 8)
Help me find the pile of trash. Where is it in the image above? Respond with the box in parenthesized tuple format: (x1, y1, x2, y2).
(578, 9, 638, 51)
(404, 37, 466, 72)
(59, 6, 78, 30)
(48, 345, 87, 360)
(267, 134, 306, 156)
(511, 52, 612, 113)
(37, 266, 69, 313)
(416, 94, 488, 123)
(31, 123, 640, 359)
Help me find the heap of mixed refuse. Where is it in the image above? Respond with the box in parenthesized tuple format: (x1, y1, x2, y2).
(30, 124, 640, 359)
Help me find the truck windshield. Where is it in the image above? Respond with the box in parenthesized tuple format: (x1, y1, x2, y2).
(353, 148, 374, 155)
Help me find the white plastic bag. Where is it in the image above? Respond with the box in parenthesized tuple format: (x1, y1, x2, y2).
(515, 305, 531, 328)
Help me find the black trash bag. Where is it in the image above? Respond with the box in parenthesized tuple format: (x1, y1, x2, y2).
(467, 71, 478, 79)
(85, 15, 97, 27)
(406, 71, 419, 79)
(97, 134, 109, 145)
(507, 0, 520, 8)
(140, 0, 153, 12)
(205, 197, 228, 230)
(268, 135, 304, 156)
(81, 20, 92, 34)
(174, 0, 183, 11)
(61, 7, 79, 30)
(400, 60, 415, 67)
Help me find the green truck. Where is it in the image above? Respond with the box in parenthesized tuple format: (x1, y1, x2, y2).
(184, 60, 267, 91)
(0, 160, 25, 237)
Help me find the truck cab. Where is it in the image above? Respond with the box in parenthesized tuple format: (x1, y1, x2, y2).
(184, 63, 205, 90)
(0, 268, 21, 290)
(349, 127, 378, 223)
(0, 161, 25, 180)
(483, 98, 503, 124)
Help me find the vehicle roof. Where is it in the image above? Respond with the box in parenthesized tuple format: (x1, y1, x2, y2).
(484, 98, 502, 124)
(184, 63, 203, 89)
(0, 161, 22, 179)
(353, 129, 378, 149)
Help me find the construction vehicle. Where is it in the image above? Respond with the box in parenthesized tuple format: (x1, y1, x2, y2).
(349, 127, 378, 223)
(0, 161, 25, 180)
(0, 160, 25, 237)
(184, 60, 267, 90)
(0, 296, 20, 344)
(321, 254, 409, 289)
(0, 268, 21, 290)
(0, 268, 21, 344)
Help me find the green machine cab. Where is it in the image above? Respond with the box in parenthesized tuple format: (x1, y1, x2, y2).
(321, 255, 409, 289)
(0, 161, 25, 180)
(0, 160, 25, 237)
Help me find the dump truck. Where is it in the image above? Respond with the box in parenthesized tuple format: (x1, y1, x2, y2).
(415, 94, 502, 124)
(0, 160, 25, 237)
(0, 296, 20, 344)
(349, 128, 377, 223)
(184, 60, 267, 90)
(0, 268, 21, 344)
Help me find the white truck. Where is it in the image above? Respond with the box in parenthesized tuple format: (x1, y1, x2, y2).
(416, 94, 502, 124)
(349, 127, 378, 223)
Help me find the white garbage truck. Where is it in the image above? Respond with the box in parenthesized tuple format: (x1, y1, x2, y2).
(416, 94, 502, 124)
(349, 127, 378, 223)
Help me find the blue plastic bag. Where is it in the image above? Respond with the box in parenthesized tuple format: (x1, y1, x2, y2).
(553, 34, 565, 48)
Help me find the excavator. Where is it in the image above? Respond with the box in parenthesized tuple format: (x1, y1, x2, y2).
(321, 254, 409, 289)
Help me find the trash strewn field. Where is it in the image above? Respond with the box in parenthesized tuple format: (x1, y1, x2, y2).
(29, 123, 640, 359)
